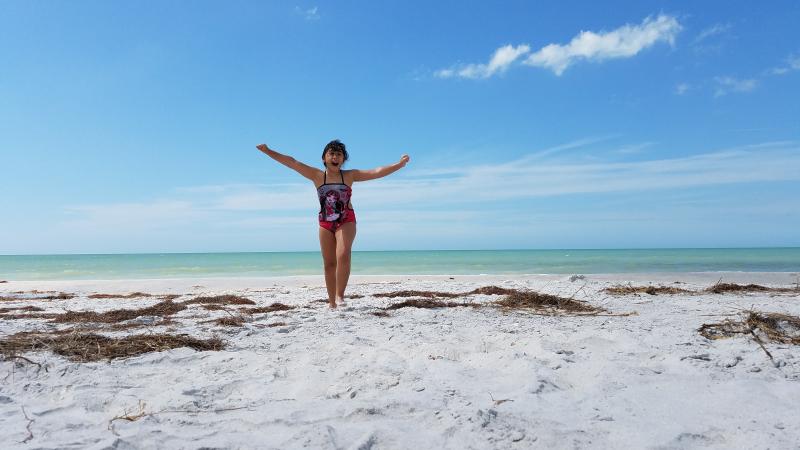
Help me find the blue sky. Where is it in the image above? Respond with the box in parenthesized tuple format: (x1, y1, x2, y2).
(2, 0, 799, 254)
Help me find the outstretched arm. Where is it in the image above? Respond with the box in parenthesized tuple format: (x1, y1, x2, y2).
(256, 144, 321, 181)
(351, 155, 410, 182)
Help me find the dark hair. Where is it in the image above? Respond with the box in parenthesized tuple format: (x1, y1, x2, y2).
(321, 139, 348, 166)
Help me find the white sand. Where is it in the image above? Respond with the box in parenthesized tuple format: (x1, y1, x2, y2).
(1, 273, 799, 449)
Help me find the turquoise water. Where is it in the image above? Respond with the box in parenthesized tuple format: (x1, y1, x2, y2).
(1, 248, 799, 281)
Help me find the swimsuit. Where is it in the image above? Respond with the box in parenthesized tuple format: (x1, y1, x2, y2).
(317, 171, 356, 233)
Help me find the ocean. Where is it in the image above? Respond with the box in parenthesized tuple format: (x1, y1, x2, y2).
(1, 248, 799, 281)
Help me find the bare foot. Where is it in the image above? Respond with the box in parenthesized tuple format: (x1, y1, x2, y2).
(335, 296, 347, 307)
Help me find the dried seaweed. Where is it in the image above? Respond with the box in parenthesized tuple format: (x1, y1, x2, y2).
(746, 312, 800, 344)
(88, 292, 153, 299)
(214, 316, 247, 327)
(183, 295, 255, 306)
(698, 320, 749, 340)
(385, 299, 469, 310)
(52, 301, 186, 324)
(0, 312, 60, 320)
(494, 290, 603, 314)
(700, 311, 800, 345)
(374, 290, 461, 299)
(707, 283, 778, 294)
(0, 332, 224, 362)
(37, 292, 76, 300)
(0, 306, 45, 314)
(604, 282, 800, 296)
(243, 303, 294, 314)
(1, 292, 75, 301)
(467, 286, 518, 295)
(604, 284, 694, 296)
(201, 304, 227, 311)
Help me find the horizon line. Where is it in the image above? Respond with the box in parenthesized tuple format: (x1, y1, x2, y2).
(3, 246, 800, 257)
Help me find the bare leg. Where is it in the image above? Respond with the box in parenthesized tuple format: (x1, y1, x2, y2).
(319, 227, 337, 308)
(334, 222, 357, 303)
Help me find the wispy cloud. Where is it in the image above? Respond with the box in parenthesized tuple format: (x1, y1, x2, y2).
(614, 142, 655, 155)
(707, 53, 796, 97)
(509, 135, 620, 163)
(768, 54, 800, 75)
(63, 141, 799, 218)
(691, 23, 733, 55)
(350, 142, 800, 207)
(411, 135, 619, 177)
(63, 200, 211, 230)
(50, 140, 800, 251)
(674, 82, 690, 95)
(692, 23, 731, 44)
(523, 14, 682, 75)
(294, 6, 320, 21)
(435, 44, 531, 79)
(713, 76, 757, 97)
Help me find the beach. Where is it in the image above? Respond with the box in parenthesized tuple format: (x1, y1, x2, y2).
(1, 272, 799, 449)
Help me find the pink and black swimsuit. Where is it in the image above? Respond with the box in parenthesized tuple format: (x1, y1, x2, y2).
(317, 171, 356, 233)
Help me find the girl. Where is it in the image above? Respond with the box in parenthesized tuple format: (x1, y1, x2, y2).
(256, 140, 410, 308)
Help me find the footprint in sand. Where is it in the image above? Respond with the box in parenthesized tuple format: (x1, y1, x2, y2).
(529, 378, 562, 395)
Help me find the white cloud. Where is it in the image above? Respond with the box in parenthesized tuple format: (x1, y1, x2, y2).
(435, 44, 531, 79)
(355, 142, 800, 206)
(768, 54, 800, 75)
(49, 140, 800, 252)
(675, 82, 690, 95)
(523, 14, 682, 75)
(411, 135, 618, 178)
(63, 141, 800, 217)
(615, 142, 655, 154)
(709, 53, 797, 96)
(216, 188, 312, 211)
(62, 200, 210, 230)
(503, 135, 619, 164)
(433, 68, 454, 78)
(295, 6, 320, 21)
(692, 23, 731, 44)
(713, 76, 757, 97)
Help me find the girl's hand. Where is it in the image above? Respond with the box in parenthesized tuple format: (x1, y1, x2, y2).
(256, 144, 269, 152)
(399, 154, 410, 167)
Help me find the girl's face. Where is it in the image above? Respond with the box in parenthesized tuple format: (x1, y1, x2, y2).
(324, 149, 344, 168)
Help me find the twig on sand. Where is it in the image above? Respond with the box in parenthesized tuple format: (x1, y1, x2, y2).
(568, 282, 589, 300)
(108, 401, 254, 435)
(20, 406, 34, 443)
(748, 328, 775, 363)
(488, 392, 514, 406)
(115, 400, 149, 420)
